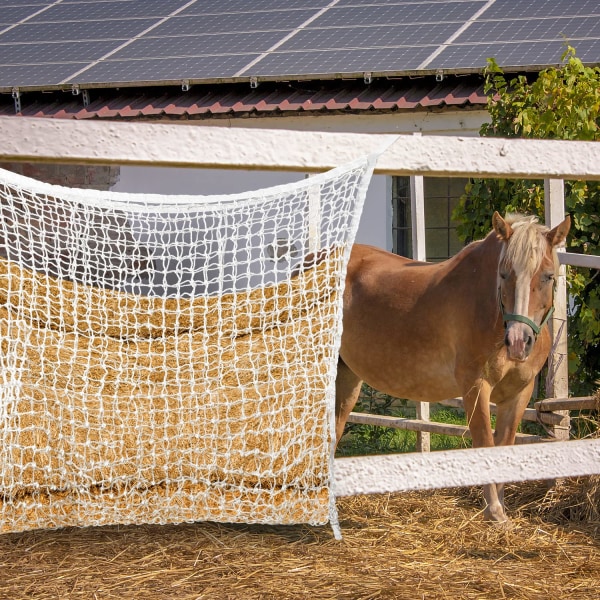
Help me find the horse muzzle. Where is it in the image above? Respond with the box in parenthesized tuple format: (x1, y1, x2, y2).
(504, 321, 535, 361)
(500, 304, 554, 361)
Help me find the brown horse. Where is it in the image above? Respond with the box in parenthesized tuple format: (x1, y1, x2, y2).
(335, 211, 570, 521)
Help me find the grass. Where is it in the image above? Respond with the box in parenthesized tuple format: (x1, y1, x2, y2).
(334, 383, 581, 457)
(336, 386, 473, 457)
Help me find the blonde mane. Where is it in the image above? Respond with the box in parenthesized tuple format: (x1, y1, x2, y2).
(500, 213, 557, 276)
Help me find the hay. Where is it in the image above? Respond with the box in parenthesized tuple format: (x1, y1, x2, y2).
(0, 254, 340, 534)
(2, 366, 598, 596)
(508, 386, 600, 525)
(0, 486, 598, 599)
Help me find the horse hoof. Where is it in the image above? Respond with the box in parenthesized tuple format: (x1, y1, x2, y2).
(491, 517, 514, 531)
(483, 506, 509, 524)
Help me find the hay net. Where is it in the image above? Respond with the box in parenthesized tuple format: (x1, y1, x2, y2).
(0, 155, 376, 537)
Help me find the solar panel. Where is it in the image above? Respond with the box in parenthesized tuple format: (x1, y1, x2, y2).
(70, 54, 262, 86)
(482, 0, 600, 20)
(178, 0, 331, 14)
(0, 0, 599, 93)
(280, 23, 459, 51)
(312, 1, 487, 27)
(0, 41, 120, 64)
(25, 0, 188, 22)
(248, 46, 437, 78)
(457, 16, 600, 44)
(0, 6, 47, 24)
(113, 32, 287, 60)
(0, 1, 53, 4)
(429, 38, 600, 71)
(151, 11, 318, 37)
(0, 62, 90, 88)
(0, 19, 158, 43)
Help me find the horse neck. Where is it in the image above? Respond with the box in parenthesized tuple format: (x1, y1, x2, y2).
(448, 232, 504, 316)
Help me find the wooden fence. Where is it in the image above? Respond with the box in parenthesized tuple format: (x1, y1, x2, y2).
(348, 395, 597, 445)
(0, 115, 599, 497)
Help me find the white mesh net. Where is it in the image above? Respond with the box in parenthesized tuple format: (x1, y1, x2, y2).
(0, 155, 376, 537)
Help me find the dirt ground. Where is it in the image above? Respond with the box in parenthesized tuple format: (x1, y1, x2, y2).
(1, 479, 599, 600)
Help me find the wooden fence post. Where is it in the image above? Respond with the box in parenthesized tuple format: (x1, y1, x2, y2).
(544, 178, 570, 441)
(410, 143, 430, 452)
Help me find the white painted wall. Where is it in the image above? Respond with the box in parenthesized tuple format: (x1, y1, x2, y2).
(111, 109, 488, 250)
(111, 166, 390, 248)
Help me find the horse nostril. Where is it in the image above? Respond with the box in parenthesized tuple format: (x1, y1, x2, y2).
(504, 333, 510, 347)
(526, 334, 534, 349)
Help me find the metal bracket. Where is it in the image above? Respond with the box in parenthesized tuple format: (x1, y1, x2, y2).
(363, 72, 372, 85)
(249, 77, 258, 89)
(11, 88, 21, 113)
(72, 84, 90, 106)
(435, 69, 444, 82)
(181, 80, 191, 92)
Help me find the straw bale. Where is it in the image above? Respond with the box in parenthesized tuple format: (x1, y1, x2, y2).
(0, 255, 335, 339)
(0, 254, 340, 534)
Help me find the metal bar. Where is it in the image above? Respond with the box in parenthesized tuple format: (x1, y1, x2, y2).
(408, 142, 430, 453)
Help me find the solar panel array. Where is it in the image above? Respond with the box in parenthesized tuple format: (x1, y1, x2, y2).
(1, 0, 600, 92)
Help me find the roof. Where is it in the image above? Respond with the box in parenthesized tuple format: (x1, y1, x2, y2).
(1, 1, 600, 94)
(0, 75, 488, 120)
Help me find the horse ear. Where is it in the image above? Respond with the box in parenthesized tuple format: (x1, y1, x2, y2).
(547, 215, 571, 247)
(492, 211, 512, 241)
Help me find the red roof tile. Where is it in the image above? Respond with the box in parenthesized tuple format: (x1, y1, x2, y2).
(0, 76, 488, 120)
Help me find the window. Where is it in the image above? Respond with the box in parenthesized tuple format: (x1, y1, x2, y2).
(391, 176, 468, 261)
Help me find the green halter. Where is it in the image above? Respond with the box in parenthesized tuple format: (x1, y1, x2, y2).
(501, 304, 555, 337)
(499, 275, 556, 338)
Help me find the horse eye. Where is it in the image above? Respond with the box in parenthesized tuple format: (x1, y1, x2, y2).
(544, 273, 555, 283)
(499, 271, 508, 280)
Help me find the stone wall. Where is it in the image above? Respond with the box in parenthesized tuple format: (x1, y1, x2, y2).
(0, 162, 120, 190)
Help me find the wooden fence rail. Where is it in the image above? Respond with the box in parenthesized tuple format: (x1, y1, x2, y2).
(347, 395, 596, 444)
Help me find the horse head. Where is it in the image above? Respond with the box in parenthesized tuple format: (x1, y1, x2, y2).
(492, 211, 570, 362)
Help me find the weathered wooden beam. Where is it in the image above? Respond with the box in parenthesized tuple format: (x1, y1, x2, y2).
(348, 412, 468, 436)
(347, 412, 545, 443)
(436, 398, 565, 426)
(535, 396, 597, 412)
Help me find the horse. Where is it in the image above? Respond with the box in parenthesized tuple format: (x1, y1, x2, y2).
(335, 211, 571, 522)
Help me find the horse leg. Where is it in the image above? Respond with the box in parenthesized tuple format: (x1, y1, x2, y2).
(462, 380, 508, 522)
(491, 380, 536, 515)
(334, 358, 363, 446)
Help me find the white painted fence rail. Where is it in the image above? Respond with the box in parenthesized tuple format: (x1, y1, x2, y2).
(333, 439, 600, 497)
(0, 116, 599, 499)
(3, 116, 600, 179)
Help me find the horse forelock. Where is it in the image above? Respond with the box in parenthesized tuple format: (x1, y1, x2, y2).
(499, 213, 557, 277)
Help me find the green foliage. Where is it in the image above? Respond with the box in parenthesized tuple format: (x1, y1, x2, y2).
(453, 47, 600, 394)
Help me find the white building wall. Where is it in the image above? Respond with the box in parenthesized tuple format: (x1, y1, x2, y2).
(112, 109, 489, 250)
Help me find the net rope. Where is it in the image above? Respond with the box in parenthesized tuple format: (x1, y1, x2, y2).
(0, 155, 376, 537)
